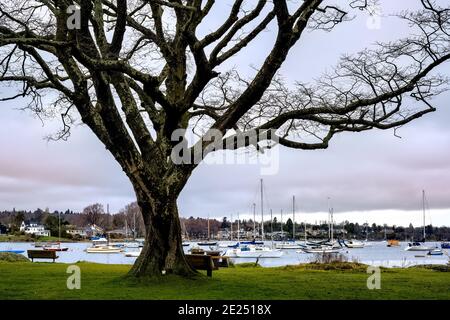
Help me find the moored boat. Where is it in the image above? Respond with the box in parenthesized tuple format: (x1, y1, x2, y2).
(341, 240, 365, 248)
(427, 249, 444, 256)
(197, 241, 218, 246)
(125, 249, 142, 257)
(405, 242, 433, 251)
(387, 240, 400, 247)
(85, 245, 124, 253)
(298, 246, 342, 254)
(405, 191, 434, 252)
(43, 245, 69, 252)
(226, 245, 283, 258)
(441, 242, 450, 249)
(275, 241, 305, 249)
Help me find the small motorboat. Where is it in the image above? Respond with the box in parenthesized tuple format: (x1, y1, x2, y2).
(33, 242, 45, 248)
(85, 245, 124, 253)
(298, 246, 342, 254)
(226, 245, 283, 258)
(341, 240, 365, 248)
(275, 241, 305, 249)
(441, 242, 450, 249)
(109, 243, 126, 248)
(387, 240, 400, 247)
(217, 242, 236, 248)
(197, 241, 218, 246)
(405, 242, 434, 251)
(43, 246, 69, 252)
(124, 242, 140, 248)
(427, 249, 444, 256)
(125, 249, 142, 257)
(182, 242, 190, 247)
(91, 237, 108, 245)
(43, 242, 69, 252)
(240, 240, 264, 245)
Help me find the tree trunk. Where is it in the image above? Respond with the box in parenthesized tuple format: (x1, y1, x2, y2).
(128, 193, 196, 277)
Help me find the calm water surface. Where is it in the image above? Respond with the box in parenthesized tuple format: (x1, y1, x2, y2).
(1, 241, 448, 267)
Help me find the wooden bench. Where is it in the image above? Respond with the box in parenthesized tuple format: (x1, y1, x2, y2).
(27, 250, 58, 262)
(185, 254, 218, 277)
(212, 256, 230, 268)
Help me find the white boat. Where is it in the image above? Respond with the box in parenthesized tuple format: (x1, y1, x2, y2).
(427, 249, 444, 256)
(124, 242, 140, 248)
(85, 245, 124, 253)
(226, 245, 283, 258)
(125, 249, 142, 257)
(92, 237, 108, 245)
(405, 242, 434, 251)
(298, 246, 342, 254)
(405, 191, 434, 252)
(275, 241, 305, 249)
(43, 244, 69, 252)
(342, 240, 365, 248)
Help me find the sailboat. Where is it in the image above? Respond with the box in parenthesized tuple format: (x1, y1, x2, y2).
(86, 245, 124, 253)
(43, 211, 68, 252)
(227, 245, 283, 258)
(227, 179, 283, 258)
(341, 239, 365, 248)
(197, 215, 217, 246)
(275, 197, 305, 249)
(85, 236, 125, 253)
(299, 201, 342, 253)
(405, 190, 434, 252)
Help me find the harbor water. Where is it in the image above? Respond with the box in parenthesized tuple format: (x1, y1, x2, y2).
(1, 241, 448, 268)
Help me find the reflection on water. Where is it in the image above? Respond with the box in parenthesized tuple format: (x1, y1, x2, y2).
(0, 241, 448, 268)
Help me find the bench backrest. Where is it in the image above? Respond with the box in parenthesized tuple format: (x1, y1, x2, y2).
(27, 250, 57, 259)
(185, 254, 214, 270)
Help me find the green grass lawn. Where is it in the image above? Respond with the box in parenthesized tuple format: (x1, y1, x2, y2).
(0, 261, 449, 300)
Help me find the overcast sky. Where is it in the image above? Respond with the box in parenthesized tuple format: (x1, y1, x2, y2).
(0, 0, 449, 227)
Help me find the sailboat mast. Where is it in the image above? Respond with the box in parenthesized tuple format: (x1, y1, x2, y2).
(292, 196, 295, 240)
(230, 214, 233, 241)
(270, 209, 273, 238)
(237, 213, 240, 243)
(327, 197, 331, 239)
(133, 211, 136, 240)
(207, 214, 210, 240)
(304, 220, 307, 243)
(422, 190, 426, 241)
(330, 208, 334, 244)
(58, 210, 61, 244)
(253, 203, 256, 239)
(270, 209, 274, 247)
(280, 209, 283, 237)
(260, 179, 264, 240)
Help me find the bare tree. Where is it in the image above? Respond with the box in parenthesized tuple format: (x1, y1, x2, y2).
(119, 201, 144, 237)
(1, 0, 449, 277)
(82, 203, 105, 227)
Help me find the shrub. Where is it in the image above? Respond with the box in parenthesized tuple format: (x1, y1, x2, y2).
(0, 252, 30, 263)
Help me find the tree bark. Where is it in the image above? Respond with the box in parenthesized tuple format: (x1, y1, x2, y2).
(128, 191, 196, 277)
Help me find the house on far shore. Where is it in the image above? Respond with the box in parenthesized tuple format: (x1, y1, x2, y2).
(66, 225, 88, 238)
(20, 221, 51, 237)
(85, 224, 105, 238)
